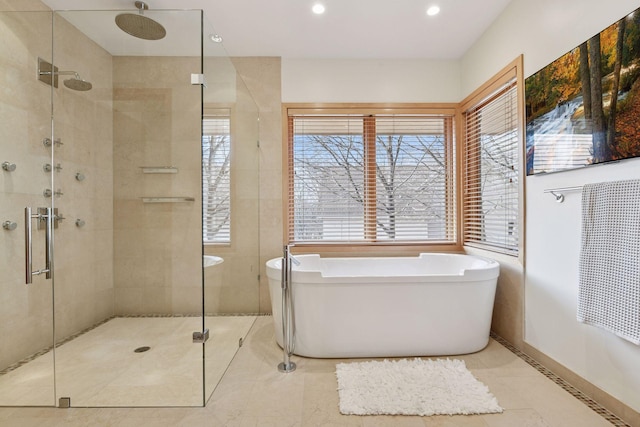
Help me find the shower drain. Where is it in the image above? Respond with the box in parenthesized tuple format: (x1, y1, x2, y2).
(134, 346, 151, 353)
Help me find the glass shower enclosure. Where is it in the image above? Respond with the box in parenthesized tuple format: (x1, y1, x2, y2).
(0, 4, 259, 408)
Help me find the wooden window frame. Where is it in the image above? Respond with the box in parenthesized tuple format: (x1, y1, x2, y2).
(282, 103, 460, 256)
(458, 56, 525, 259)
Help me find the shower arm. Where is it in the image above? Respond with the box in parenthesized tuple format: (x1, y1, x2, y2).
(39, 70, 81, 79)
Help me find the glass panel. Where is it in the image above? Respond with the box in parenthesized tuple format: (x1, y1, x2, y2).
(0, 9, 56, 406)
(202, 17, 259, 401)
(0, 5, 259, 408)
(202, 113, 231, 244)
(375, 117, 449, 241)
(292, 119, 365, 241)
(51, 9, 205, 407)
(288, 113, 455, 243)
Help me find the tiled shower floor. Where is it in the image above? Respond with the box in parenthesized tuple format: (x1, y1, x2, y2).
(0, 316, 256, 407)
(0, 316, 633, 426)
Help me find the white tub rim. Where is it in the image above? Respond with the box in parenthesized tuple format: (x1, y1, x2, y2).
(266, 252, 499, 283)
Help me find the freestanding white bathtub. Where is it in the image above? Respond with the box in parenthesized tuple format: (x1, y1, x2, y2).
(266, 253, 500, 358)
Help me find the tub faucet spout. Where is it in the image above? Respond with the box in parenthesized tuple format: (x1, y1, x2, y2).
(278, 244, 297, 373)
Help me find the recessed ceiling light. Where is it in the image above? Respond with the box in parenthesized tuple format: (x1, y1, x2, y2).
(426, 5, 440, 16)
(312, 3, 325, 14)
(210, 34, 223, 43)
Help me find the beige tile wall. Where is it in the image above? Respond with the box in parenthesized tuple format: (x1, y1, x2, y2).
(230, 57, 283, 314)
(0, 6, 114, 368)
(465, 247, 524, 348)
(113, 56, 264, 316)
(51, 12, 114, 340)
(0, 0, 48, 11)
(202, 57, 262, 314)
(112, 56, 203, 316)
(0, 9, 53, 369)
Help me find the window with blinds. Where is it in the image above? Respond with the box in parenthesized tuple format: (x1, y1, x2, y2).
(202, 112, 231, 244)
(287, 110, 456, 245)
(463, 78, 519, 255)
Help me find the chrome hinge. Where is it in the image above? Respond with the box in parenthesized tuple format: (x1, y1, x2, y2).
(192, 328, 210, 344)
(190, 73, 207, 87)
(36, 208, 62, 230)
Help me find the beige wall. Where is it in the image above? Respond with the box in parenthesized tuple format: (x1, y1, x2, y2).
(0, 6, 114, 368)
(0, 0, 48, 11)
(0, 8, 55, 370)
(282, 58, 461, 103)
(231, 57, 282, 313)
(51, 13, 114, 339)
(112, 56, 202, 315)
(202, 57, 262, 314)
(465, 248, 524, 348)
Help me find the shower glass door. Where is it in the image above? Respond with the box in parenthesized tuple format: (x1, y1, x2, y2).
(201, 21, 261, 400)
(0, 5, 255, 408)
(49, 8, 205, 407)
(0, 9, 56, 407)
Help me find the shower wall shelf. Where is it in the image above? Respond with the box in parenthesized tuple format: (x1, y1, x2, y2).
(141, 197, 194, 203)
(140, 166, 178, 174)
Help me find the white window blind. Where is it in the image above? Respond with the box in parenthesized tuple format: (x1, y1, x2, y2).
(288, 112, 455, 244)
(202, 113, 230, 243)
(463, 79, 519, 254)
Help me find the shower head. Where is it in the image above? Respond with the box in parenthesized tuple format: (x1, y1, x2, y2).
(36, 59, 92, 91)
(63, 74, 92, 91)
(115, 1, 166, 41)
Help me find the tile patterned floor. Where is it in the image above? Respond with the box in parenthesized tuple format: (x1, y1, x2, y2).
(0, 316, 631, 426)
(0, 316, 256, 407)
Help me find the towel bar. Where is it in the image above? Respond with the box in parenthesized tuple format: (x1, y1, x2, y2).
(543, 186, 582, 203)
(141, 197, 194, 203)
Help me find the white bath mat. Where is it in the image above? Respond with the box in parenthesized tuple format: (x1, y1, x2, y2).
(336, 358, 503, 416)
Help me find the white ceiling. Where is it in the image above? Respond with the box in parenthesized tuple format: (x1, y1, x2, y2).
(41, 0, 513, 59)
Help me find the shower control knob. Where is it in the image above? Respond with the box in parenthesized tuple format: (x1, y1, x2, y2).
(75, 172, 85, 181)
(75, 219, 85, 227)
(2, 221, 17, 230)
(43, 189, 63, 198)
(42, 138, 63, 147)
(2, 161, 16, 172)
(43, 163, 62, 173)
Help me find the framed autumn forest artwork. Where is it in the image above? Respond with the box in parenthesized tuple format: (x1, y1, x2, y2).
(525, 7, 640, 175)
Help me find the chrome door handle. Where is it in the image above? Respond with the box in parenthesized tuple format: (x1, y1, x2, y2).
(44, 207, 52, 280)
(24, 207, 52, 284)
(25, 207, 33, 284)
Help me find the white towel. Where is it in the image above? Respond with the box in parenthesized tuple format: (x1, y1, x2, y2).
(577, 179, 640, 345)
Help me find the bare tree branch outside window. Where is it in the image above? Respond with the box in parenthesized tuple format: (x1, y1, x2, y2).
(375, 133, 447, 240)
(203, 117, 231, 243)
(290, 115, 453, 243)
